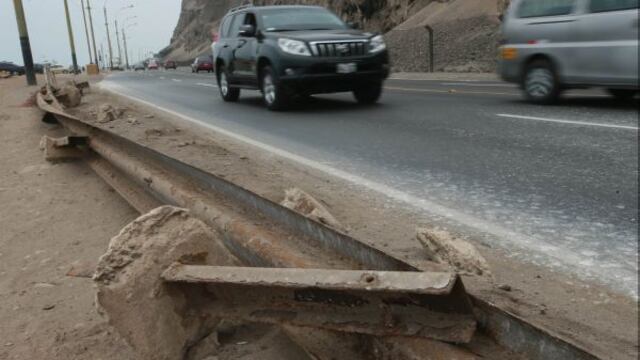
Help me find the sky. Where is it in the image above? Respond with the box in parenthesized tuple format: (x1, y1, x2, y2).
(1, 0, 182, 66)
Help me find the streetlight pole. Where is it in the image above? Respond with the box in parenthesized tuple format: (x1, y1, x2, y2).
(114, 19, 121, 67)
(86, 0, 99, 66)
(103, 4, 113, 69)
(11, 0, 36, 85)
(80, 0, 93, 63)
(122, 28, 129, 70)
(113, 5, 133, 69)
(63, 0, 79, 73)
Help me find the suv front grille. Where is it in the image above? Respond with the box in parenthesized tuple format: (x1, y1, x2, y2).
(311, 41, 368, 57)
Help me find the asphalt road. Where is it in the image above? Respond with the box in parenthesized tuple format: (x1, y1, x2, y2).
(101, 69, 639, 297)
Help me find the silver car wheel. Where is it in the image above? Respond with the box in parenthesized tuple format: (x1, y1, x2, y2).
(525, 68, 554, 98)
(263, 74, 276, 105)
(220, 72, 229, 96)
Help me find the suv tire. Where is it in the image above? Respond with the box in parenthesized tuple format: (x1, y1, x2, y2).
(523, 60, 560, 104)
(217, 65, 240, 102)
(353, 82, 383, 104)
(261, 66, 289, 111)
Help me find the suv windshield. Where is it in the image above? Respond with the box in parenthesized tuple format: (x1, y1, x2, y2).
(260, 8, 347, 31)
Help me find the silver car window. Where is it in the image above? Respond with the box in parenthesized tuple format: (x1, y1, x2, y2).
(590, 0, 639, 12)
(517, 0, 576, 18)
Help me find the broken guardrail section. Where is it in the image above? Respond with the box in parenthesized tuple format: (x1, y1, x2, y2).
(162, 264, 477, 343)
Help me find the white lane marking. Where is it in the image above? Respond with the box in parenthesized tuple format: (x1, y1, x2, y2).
(497, 113, 638, 131)
(196, 82, 218, 88)
(159, 76, 166, 80)
(441, 82, 515, 88)
(98, 80, 611, 277)
(172, 78, 182, 82)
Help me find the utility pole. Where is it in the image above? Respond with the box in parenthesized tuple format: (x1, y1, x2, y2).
(12, 0, 36, 85)
(104, 6, 113, 69)
(80, 0, 93, 63)
(122, 28, 130, 70)
(63, 0, 79, 73)
(114, 19, 122, 67)
(100, 42, 105, 69)
(87, 0, 99, 66)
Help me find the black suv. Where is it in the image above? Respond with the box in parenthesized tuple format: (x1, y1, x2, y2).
(213, 5, 390, 110)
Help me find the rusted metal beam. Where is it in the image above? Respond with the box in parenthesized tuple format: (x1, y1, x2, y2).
(162, 264, 477, 344)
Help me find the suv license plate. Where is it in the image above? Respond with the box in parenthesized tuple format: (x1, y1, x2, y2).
(337, 63, 357, 74)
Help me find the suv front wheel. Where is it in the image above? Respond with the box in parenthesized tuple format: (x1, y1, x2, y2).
(261, 66, 289, 111)
(353, 82, 383, 104)
(217, 65, 240, 102)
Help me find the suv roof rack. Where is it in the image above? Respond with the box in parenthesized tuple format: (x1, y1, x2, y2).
(228, 2, 253, 14)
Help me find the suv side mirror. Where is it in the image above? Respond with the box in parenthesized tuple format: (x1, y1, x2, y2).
(347, 22, 359, 29)
(239, 24, 256, 37)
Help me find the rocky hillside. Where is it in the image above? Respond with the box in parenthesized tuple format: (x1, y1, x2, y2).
(161, 0, 509, 72)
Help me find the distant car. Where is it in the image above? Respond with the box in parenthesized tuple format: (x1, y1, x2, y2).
(499, 0, 639, 103)
(34, 63, 44, 74)
(164, 60, 177, 69)
(148, 60, 159, 70)
(133, 62, 146, 71)
(191, 57, 214, 73)
(50, 65, 68, 75)
(0, 61, 25, 75)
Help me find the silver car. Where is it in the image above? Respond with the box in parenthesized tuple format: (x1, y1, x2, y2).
(499, 0, 639, 103)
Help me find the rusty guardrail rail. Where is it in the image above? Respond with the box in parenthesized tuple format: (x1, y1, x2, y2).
(36, 84, 601, 360)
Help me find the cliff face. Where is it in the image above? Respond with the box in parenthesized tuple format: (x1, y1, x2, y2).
(162, 0, 509, 72)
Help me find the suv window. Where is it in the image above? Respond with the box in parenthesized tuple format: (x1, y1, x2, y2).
(220, 16, 233, 38)
(228, 14, 244, 38)
(590, 0, 639, 12)
(517, 0, 575, 18)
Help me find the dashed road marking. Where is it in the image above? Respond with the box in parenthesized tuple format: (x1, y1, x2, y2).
(196, 83, 218, 88)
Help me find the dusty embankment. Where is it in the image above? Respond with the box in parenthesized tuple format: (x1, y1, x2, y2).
(0, 71, 637, 359)
(0, 75, 137, 359)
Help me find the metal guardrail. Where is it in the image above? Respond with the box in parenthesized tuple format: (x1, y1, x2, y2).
(35, 85, 602, 360)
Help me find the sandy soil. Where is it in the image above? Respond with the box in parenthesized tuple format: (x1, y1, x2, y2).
(0, 72, 637, 359)
(0, 75, 138, 359)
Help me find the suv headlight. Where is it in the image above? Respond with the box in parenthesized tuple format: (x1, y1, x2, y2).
(369, 35, 386, 53)
(278, 38, 311, 56)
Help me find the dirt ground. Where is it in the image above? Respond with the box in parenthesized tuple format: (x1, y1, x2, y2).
(0, 73, 637, 360)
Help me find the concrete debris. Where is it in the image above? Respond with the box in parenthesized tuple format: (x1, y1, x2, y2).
(41, 135, 83, 162)
(281, 188, 344, 232)
(94, 206, 241, 360)
(144, 128, 165, 137)
(66, 260, 96, 278)
(97, 104, 127, 123)
(416, 227, 491, 277)
(498, 284, 512, 292)
(55, 81, 82, 108)
(42, 304, 56, 310)
(144, 114, 155, 119)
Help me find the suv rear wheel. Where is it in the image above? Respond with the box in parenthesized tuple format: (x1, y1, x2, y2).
(261, 66, 289, 111)
(608, 89, 638, 101)
(217, 65, 240, 102)
(523, 60, 560, 104)
(353, 82, 383, 104)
